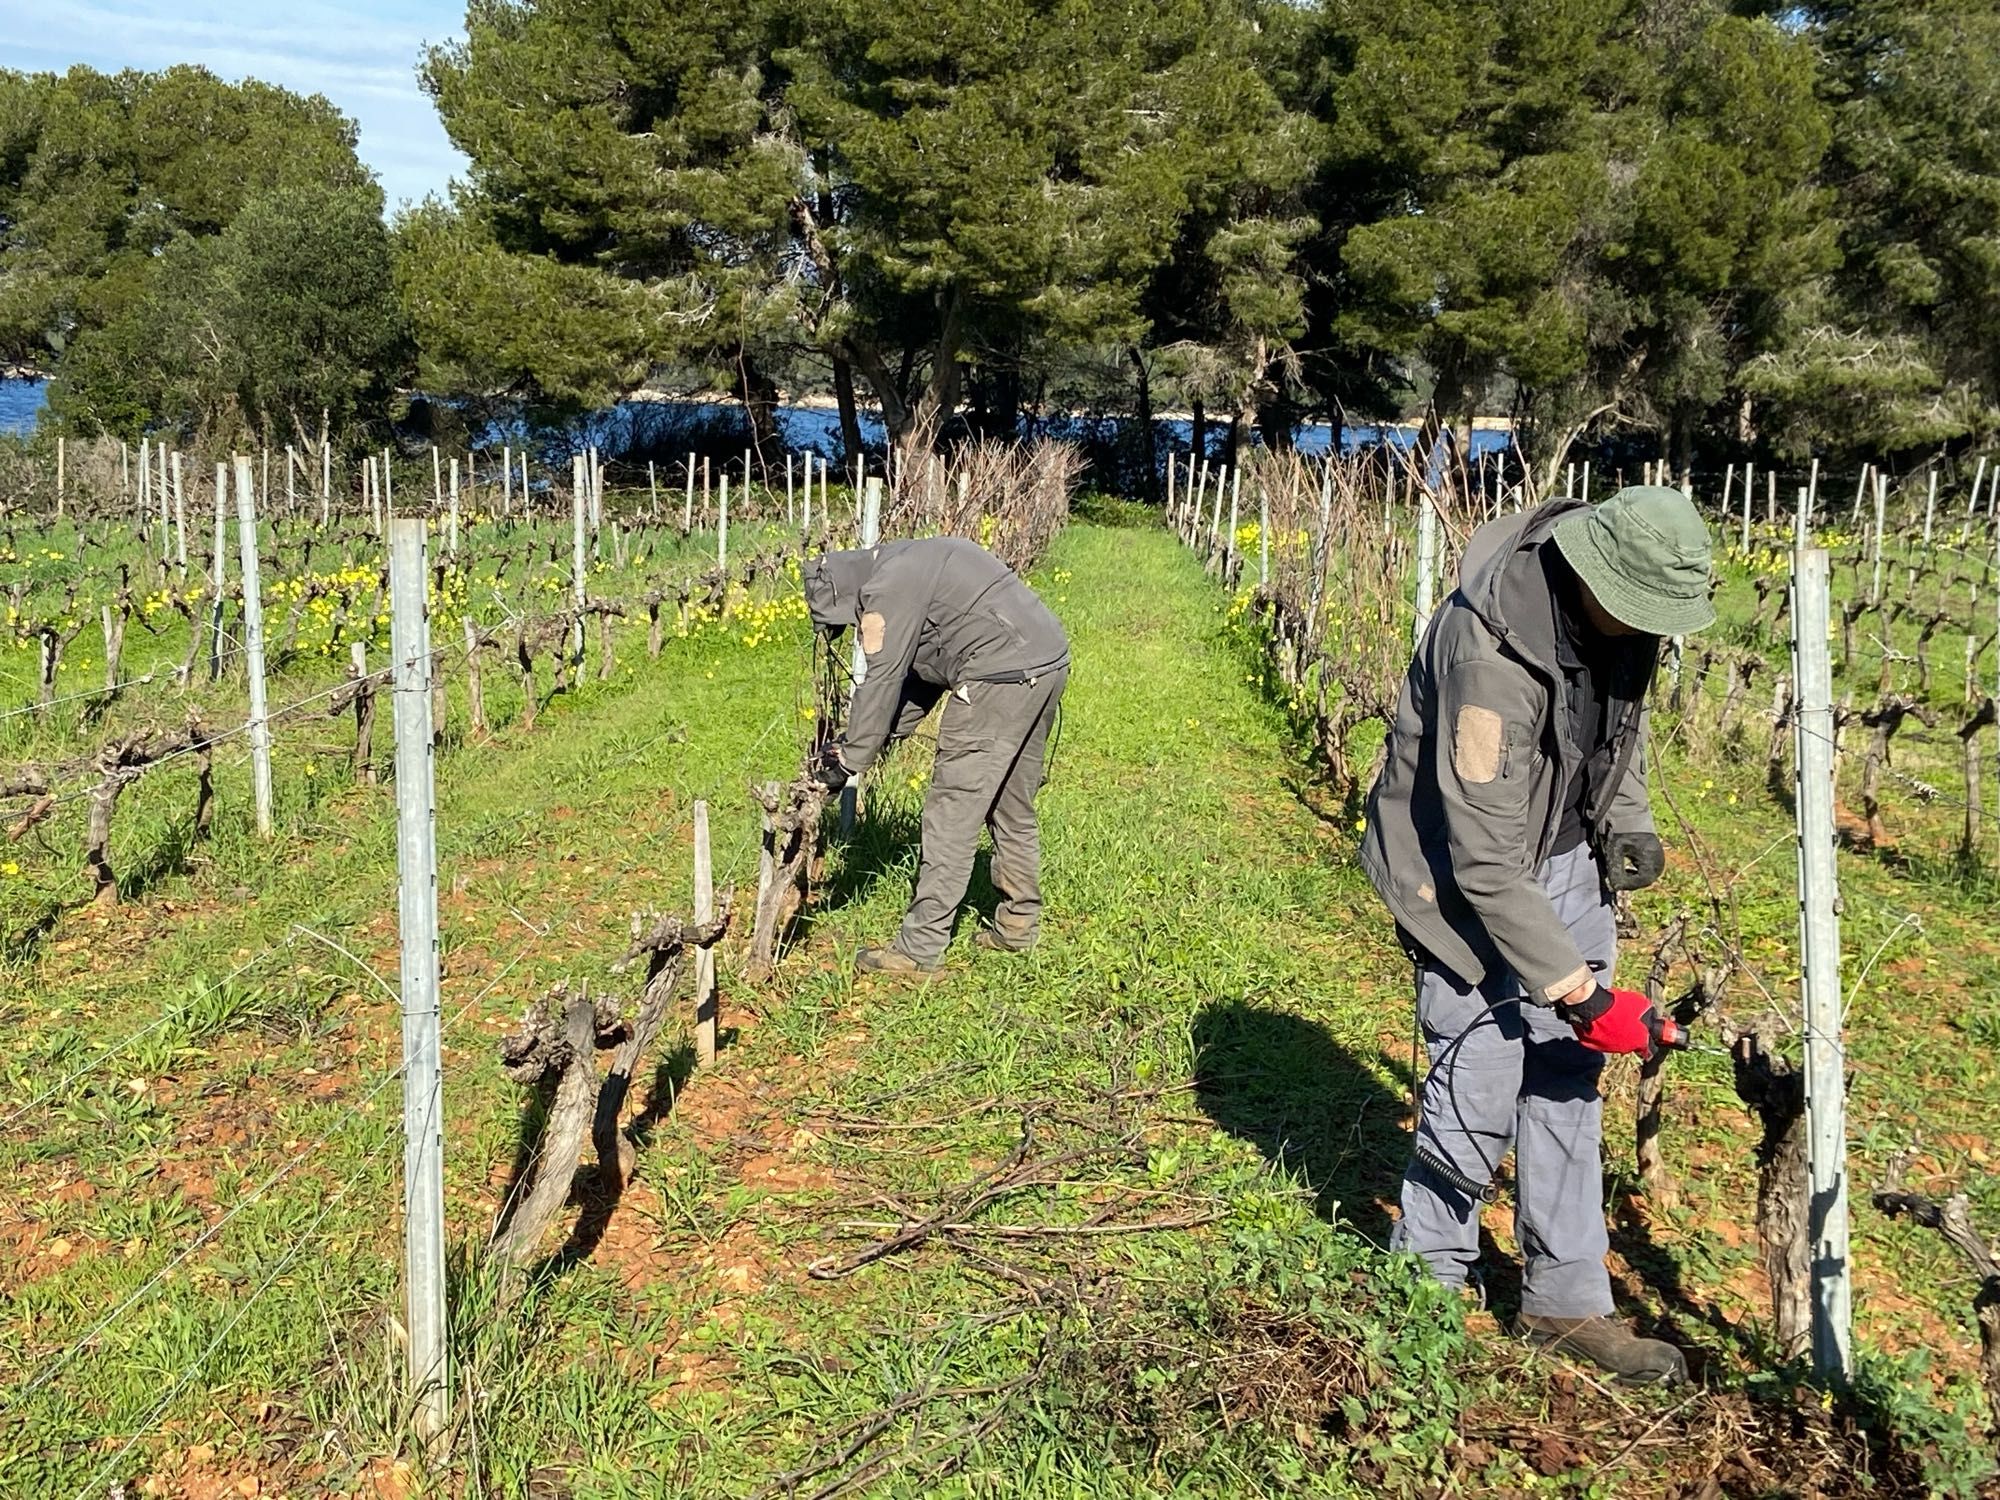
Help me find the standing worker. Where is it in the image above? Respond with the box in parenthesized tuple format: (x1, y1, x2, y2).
(1362, 485, 1714, 1385)
(805, 536, 1069, 976)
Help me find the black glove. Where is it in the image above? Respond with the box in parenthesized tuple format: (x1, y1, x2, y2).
(813, 752, 850, 794)
(1602, 831, 1665, 892)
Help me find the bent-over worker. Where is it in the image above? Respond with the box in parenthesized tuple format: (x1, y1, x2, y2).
(805, 536, 1069, 976)
(1362, 485, 1714, 1385)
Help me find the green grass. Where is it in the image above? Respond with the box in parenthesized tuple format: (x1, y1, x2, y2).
(0, 505, 1994, 1497)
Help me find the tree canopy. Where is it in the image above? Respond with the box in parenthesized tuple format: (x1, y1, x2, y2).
(414, 0, 1286, 457)
(0, 65, 397, 446)
(7, 3, 1998, 475)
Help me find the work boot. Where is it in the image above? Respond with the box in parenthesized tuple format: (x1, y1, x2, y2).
(1514, 1314, 1689, 1386)
(973, 925, 1036, 955)
(854, 945, 939, 979)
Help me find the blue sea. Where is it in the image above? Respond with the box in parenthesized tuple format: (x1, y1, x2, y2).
(0, 376, 1505, 460)
(0, 377, 45, 437)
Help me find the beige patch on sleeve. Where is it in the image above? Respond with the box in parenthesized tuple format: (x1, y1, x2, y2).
(859, 611, 886, 655)
(1452, 704, 1505, 783)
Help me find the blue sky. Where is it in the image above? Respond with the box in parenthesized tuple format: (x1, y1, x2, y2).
(0, 0, 468, 212)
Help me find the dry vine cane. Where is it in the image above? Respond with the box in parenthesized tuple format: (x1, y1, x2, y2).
(745, 641, 844, 980)
(1873, 1145, 2000, 1435)
(1632, 913, 1722, 1211)
(747, 773, 829, 981)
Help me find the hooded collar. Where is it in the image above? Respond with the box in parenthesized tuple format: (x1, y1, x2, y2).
(1453, 499, 1590, 678)
(804, 547, 879, 631)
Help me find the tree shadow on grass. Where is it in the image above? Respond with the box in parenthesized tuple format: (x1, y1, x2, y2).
(118, 811, 203, 905)
(1192, 997, 1411, 1250)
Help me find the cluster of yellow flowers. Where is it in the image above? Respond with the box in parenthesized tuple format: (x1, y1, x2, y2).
(678, 584, 810, 650)
(267, 563, 381, 602)
(1228, 523, 1312, 554)
(735, 592, 810, 650)
(137, 586, 208, 619)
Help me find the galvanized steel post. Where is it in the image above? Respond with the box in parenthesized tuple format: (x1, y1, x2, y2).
(388, 517, 449, 1442)
(1789, 545, 1852, 1381)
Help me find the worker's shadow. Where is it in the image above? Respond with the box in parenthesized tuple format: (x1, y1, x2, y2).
(1192, 998, 1411, 1250)
(811, 799, 923, 919)
(805, 799, 1007, 939)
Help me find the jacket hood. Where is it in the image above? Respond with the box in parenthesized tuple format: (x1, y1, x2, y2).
(804, 547, 879, 631)
(1455, 499, 1588, 675)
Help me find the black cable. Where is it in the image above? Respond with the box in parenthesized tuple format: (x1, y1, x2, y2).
(1409, 993, 1515, 1204)
(1040, 696, 1064, 789)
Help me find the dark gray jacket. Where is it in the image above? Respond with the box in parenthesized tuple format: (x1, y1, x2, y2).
(805, 538, 1069, 773)
(1361, 502, 1657, 1003)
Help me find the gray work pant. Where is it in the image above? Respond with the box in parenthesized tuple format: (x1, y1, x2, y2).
(1391, 841, 1617, 1318)
(895, 668, 1067, 966)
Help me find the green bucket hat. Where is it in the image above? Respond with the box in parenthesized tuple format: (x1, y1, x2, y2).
(1553, 485, 1715, 637)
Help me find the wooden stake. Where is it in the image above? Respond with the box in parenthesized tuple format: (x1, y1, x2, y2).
(209, 464, 227, 682)
(234, 456, 274, 838)
(172, 453, 187, 574)
(693, 801, 717, 1067)
(718, 475, 729, 573)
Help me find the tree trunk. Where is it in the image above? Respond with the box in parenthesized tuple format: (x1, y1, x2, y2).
(1191, 398, 1208, 462)
(854, 294, 966, 484)
(1129, 347, 1158, 503)
(1427, 338, 1472, 459)
(1256, 362, 1299, 454)
(738, 352, 783, 479)
(831, 354, 864, 466)
(988, 362, 1023, 442)
(1961, 697, 1998, 858)
(492, 984, 606, 1265)
(1633, 928, 1685, 1209)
